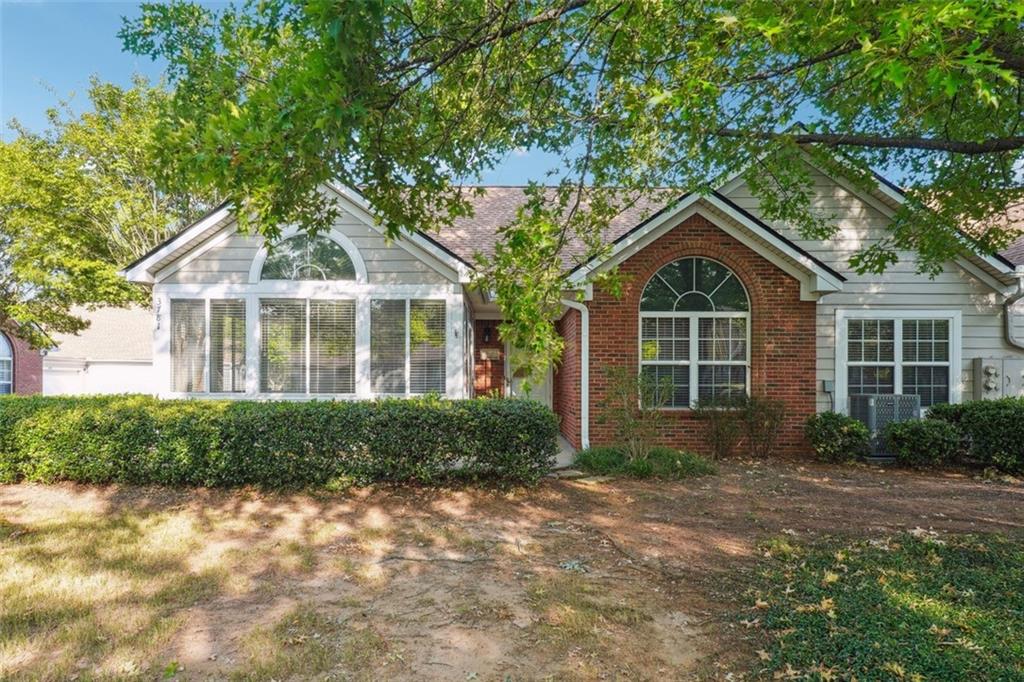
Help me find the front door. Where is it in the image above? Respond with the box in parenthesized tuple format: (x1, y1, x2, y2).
(505, 344, 553, 407)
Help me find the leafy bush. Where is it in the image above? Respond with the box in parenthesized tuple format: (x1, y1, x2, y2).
(804, 412, 871, 463)
(0, 395, 558, 487)
(575, 445, 715, 479)
(928, 398, 1024, 473)
(738, 394, 787, 458)
(693, 397, 744, 459)
(883, 419, 961, 468)
(597, 366, 667, 462)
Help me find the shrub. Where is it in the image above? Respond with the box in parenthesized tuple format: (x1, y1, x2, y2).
(928, 398, 1024, 473)
(738, 395, 787, 458)
(575, 445, 715, 479)
(804, 412, 870, 463)
(883, 419, 961, 468)
(597, 366, 667, 462)
(0, 395, 558, 487)
(693, 397, 744, 459)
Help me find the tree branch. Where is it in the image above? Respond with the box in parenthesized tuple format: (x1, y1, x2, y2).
(388, 0, 591, 74)
(716, 128, 1024, 154)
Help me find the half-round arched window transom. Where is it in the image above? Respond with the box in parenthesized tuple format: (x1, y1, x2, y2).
(639, 257, 749, 407)
(640, 257, 749, 312)
(0, 332, 13, 394)
(261, 234, 357, 281)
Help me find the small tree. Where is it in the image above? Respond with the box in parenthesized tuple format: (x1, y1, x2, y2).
(599, 366, 668, 462)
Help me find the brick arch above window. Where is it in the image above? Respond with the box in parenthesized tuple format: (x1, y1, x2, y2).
(0, 331, 13, 394)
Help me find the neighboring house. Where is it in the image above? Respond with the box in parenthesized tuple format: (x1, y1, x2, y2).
(43, 306, 155, 396)
(119, 161, 1024, 456)
(0, 330, 43, 395)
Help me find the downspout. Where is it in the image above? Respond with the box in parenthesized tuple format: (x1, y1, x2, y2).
(559, 299, 590, 450)
(1005, 266, 1024, 351)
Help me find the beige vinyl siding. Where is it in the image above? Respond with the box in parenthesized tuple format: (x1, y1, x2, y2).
(723, 167, 1023, 411)
(159, 210, 451, 285)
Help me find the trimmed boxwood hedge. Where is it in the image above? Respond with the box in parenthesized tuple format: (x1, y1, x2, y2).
(0, 395, 558, 487)
(927, 398, 1024, 473)
(882, 419, 961, 468)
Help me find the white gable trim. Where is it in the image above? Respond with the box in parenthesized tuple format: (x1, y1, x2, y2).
(124, 184, 474, 286)
(155, 223, 239, 283)
(324, 182, 474, 283)
(247, 225, 369, 284)
(122, 203, 233, 283)
(567, 193, 845, 299)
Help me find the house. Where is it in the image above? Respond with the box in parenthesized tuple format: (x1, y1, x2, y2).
(42, 306, 155, 395)
(107, 160, 1024, 456)
(0, 331, 42, 395)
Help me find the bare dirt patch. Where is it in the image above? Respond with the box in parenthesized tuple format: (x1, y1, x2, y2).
(1, 460, 1021, 680)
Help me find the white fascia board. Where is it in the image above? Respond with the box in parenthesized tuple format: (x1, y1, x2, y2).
(567, 194, 843, 295)
(154, 223, 238, 283)
(325, 181, 474, 283)
(121, 204, 234, 283)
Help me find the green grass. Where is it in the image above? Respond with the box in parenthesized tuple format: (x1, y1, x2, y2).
(746, 533, 1024, 680)
(574, 446, 716, 479)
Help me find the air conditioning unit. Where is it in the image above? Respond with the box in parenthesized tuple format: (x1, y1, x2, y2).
(849, 393, 921, 459)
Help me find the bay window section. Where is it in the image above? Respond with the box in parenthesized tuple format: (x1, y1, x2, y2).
(170, 299, 206, 393)
(210, 300, 246, 393)
(371, 299, 447, 395)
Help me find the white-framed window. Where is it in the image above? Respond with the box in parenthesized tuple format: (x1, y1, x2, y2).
(258, 298, 355, 395)
(638, 257, 750, 407)
(370, 299, 446, 395)
(835, 309, 962, 414)
(260, 233, 357, 281)
(0, 332, 13, 394)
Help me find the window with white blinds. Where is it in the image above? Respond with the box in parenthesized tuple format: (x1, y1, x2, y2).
(258, 299, 357, 394)
(210, 300, 246, 393)
(260, 299, 306, 393)
(166, 295, 448, 397)
(372, 299, 447, 395)
(410, 300, 446, 393)
(170, 299, 207, 392)
(371, 299, 407, 394)
(310, 300, 356, 394)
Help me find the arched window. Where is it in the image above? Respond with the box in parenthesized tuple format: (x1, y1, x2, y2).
(639, 257, 750, 407)
(260, 234, 357, 281)
(0, 333, 13, 394)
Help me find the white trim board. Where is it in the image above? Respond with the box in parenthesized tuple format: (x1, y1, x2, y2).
(567, 194, 844, 300)
(122, 203, 234, 283)
(833, 308, 963, 415)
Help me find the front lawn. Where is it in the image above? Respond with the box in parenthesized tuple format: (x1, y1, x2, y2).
(1, 461, 1021, 680)
(748, 533, 1024, 679)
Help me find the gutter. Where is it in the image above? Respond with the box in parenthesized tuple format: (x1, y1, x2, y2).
(559, 299, 590, 450)
(1005, 266, 1024, 351)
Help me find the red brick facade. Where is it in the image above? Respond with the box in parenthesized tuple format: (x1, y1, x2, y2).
(553, 309, 582, 449)
(472, 319, 505, 397)
(3, 332, 42, 395)
(560, 212, 817, 457)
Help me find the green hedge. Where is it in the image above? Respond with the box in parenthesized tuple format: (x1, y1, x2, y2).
(804, 412, 871, 463)
(927, 398, 1024, 473)
(0, 395, 558, 487)
(882, 419, 961, 468)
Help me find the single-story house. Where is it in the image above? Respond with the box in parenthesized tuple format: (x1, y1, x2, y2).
(42, 306, 155, 396)
(12, 155, 1024, 457)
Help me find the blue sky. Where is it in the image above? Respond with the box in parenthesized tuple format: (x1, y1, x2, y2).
(0, 0, 558, 184)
